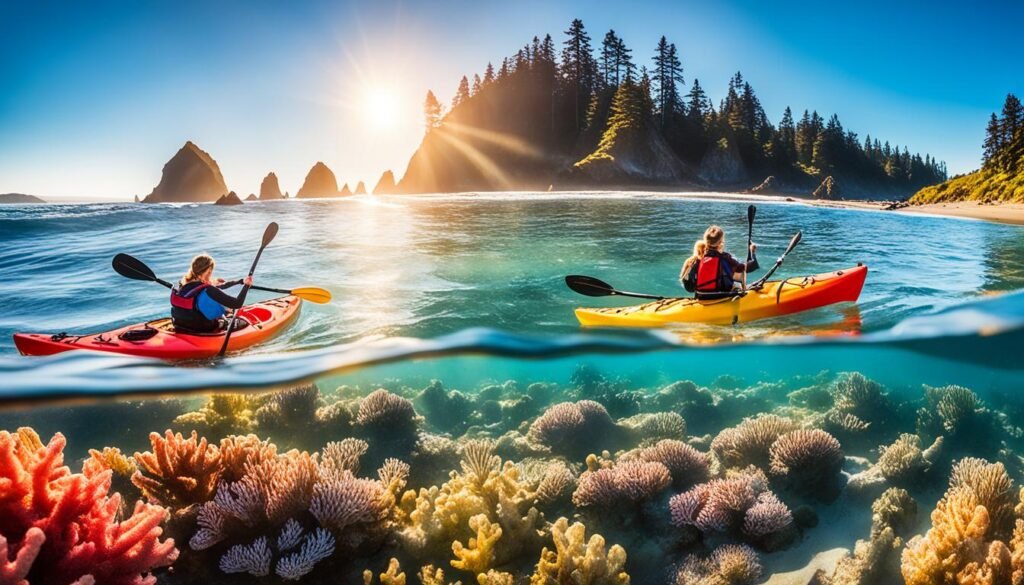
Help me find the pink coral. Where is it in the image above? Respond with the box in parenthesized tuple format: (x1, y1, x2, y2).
(356, 389, 419, 432)
(528, 401, 615, 457)
(132, 430, 222, 507)
(622, 440, 710, 488)
(0, 428, 178, 585)
(572, 461, 670, 507)
(769, 429, 844, 500)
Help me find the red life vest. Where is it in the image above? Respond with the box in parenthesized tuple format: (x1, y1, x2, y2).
(696, 255, 722, 292)
(170, 281, 211, 311)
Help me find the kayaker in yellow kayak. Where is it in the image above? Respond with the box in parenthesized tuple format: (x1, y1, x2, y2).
(170, 253, 254, 332)
(680, 225, 759, 295)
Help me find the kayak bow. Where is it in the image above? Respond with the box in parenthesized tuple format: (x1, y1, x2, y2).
(13, 295, 301, 358)
(574, 265, 867, 327)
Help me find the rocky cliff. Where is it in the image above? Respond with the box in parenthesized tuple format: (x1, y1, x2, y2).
(143, 141, 228, 203)
(296, 162, 340, 198)
(0, 193, 45, 204)
(354, 181, 367, 195)
(214, 191, 244, 205)
(373, 171, 398, 194)
(259, 172, 285, 200)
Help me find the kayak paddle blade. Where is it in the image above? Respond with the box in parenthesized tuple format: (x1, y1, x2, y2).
(262, 222, 279, 247)
(113, 253, 157, 282)
(747, 204, 756, 225)
(565, 275, 616, 297)
(291, 286, 332, 304)
(785, 231, 803, 255)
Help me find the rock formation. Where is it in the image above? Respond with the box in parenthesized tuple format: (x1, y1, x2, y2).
(214, 191, 244, 205)
(0, 193, 45, 204)
(259, 172, 285, 200)
(813, 176, 840, 199)
(296, 162, 340, 198)
(698, 140, 746, 184)
(354, 181, 367, 195)
(133, 194, 140, 203)
(245, 193, 258, 201)
(373, 171, 398, 194)
(143, 141, 229, 203)
(340, 183, 352, 196)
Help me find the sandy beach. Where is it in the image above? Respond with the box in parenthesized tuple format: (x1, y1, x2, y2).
(790, 196, 1024, 226)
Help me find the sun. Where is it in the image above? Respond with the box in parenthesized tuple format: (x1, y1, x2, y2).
(363, 87, 400, 130)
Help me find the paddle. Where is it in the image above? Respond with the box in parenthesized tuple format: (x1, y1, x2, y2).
(749, 230, 802, 290)
(742, 204, 756, 291)
(565, 275, 665, 300)
(112, 253, 331, 303)
(218, 222, 278, 357)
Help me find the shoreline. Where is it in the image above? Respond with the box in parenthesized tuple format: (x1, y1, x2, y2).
(7, 190, 1024, 226)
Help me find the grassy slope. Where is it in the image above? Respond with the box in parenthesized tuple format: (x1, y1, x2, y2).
(911, 164, 1024, 204)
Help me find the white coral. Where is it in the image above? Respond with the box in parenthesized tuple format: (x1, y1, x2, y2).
(275, 528, 336, 580)
(219, 536, 272, 576)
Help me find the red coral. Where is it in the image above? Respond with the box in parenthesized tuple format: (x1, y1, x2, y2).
(0, 428, 178, 585)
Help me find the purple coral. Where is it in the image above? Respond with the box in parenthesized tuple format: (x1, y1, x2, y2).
(623, 439, 710, 488)
(769, 429, 844, 500)
(355, 389, 419, 433)
(528, 400, 615, 457)
(572, 461, 670, 507)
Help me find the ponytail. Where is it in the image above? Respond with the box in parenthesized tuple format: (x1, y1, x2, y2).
(180, 254, 215, 286)
(682, 240, 708, 274)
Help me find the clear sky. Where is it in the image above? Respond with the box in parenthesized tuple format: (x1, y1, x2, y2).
(1, 0, 1021, 200)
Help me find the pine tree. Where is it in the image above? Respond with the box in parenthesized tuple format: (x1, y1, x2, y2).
(982, 112, 1001, 168)
(471, 74, 482, 95)
(423, 90, 442, 133)
(999, 94, 1023, 172)
(482, 62, 495, 85)
(562, 19, 597, 132)
(452, 76, 471, 108)
(600, 30, 621, 86)
(652, 36, 683, 128)
(777, 106, 796, 165)
(685, 79, 709, 123)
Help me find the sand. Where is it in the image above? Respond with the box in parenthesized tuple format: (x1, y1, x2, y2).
(896, 201, 1024, 225)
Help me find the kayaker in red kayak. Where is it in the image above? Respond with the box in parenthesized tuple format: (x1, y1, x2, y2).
(680, 225, 759, 294)
(170, 253, 254, 332)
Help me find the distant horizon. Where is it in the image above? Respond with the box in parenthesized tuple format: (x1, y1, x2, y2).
(2, 0, 1021, 199)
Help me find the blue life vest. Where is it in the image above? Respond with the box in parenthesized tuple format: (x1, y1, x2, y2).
(170, 281, 226, 331)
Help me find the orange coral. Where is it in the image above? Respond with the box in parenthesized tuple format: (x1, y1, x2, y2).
(132, 430, 222, 507)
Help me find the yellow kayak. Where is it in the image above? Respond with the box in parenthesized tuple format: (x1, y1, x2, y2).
(574, 265, 867, 327)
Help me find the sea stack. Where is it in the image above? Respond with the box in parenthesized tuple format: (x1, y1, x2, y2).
(354, 181, 367, 195)
(259, 172, 285, 200)
(340, 183, 352, 196)
(214, 191, 244, 205)
(373, 170, 398, 194)
(296, 162, 340, 198)
(245, 193, 258, 201)
(143, 141, 229, 203)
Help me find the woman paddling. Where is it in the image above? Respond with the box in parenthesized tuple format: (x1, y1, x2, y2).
(680, 225, 759, 295)
(170, 254, 253, 332)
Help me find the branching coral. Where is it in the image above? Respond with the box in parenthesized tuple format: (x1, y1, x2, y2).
(357, 389, 420, 434)
(254, 383, 324, 439)
(876, 433, 929, 486)
(901, 486, 996, 585)
(528, 401, 616, 458)
(0, 428, 178, 585)
(948, 457, 1016, 539)
(572, 461, 670, 507)
(830, 372, 890, 423)
(711, 414, 798, 470)
(619, 412, 686, 445)
(218, 434, 277, 482)
(674, 544, 762, 585)
(451, 513, 502, 574)
(530, 517, 629, 585)
(396, 442, 544, 567)
(173, 393, 258, 438)
(190, 437, 405, 581)
(768, 429, 844, 500)
(620, 439, 709, 489)
(132, 430, 222, 507)
(669, 468, 795, 550)
(533, 462, 577, 506)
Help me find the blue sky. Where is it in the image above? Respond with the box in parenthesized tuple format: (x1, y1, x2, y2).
(1, 0, 1020, 199)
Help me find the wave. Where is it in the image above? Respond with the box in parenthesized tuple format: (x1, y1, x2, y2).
(2, 288, 1022, 406)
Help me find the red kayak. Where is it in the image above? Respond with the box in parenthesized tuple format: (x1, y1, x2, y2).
(13, 296, 301, 359)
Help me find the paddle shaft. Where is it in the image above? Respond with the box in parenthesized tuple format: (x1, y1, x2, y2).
(219, 239, 269, 357)
(742, 205, 756, 291)
(750, 231, 802, 290)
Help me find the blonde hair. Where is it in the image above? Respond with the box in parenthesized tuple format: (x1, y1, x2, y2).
(180, 253, 215, 286)
(704, 225, 725, 252)
(682, 240, 708, 274)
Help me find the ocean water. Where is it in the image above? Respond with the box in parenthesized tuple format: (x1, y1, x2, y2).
(2, 193, 1024, 585)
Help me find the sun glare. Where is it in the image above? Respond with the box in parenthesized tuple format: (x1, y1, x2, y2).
(363, 87, 400, 130)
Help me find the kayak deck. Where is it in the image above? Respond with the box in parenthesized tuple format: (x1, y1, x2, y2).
(575, 265, 867, 327)
(13, 295, 301, 359)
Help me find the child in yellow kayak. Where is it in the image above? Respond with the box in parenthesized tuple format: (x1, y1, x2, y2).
(680, 225, 759, 294)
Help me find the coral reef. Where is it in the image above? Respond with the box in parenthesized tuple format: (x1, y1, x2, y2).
(711, 414, 798, 470)
(620, 439, 710, 488)
(0, 428, 178, 585)
(572, 460, 671, 507)
(528, 401, 617, 459)
(674, 544, 762, 585)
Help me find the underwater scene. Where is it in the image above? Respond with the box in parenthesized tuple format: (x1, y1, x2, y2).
(3, 195, 1024, 585)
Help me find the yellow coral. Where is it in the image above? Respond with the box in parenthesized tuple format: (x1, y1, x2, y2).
(418, 565, 456, 585)
(477, 570, 514, 585)
(452, 514, 502, 574)
(173, 393, 258, 436)
(84, 446, 137, 477)
(365, 558, 406, 585)
(901, 487, 993, 585)
(530, 517, 630, 585)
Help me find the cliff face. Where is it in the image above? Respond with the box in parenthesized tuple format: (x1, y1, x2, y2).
(296, 162, 340, 198)
(259, 172, 285, 200)
(373, 171, 398, 194)
(143, 141, 228, 203)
